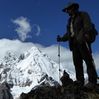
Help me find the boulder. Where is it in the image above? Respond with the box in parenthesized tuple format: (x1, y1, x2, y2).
(0, 82, 13, 99)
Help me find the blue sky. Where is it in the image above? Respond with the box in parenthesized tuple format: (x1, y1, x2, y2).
(0, 0, 99, 53)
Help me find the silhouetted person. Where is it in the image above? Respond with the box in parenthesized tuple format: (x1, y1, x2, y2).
(57, 2, 97, 87)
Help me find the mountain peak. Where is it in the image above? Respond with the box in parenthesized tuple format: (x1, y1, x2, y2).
(0, 45, 61, 98)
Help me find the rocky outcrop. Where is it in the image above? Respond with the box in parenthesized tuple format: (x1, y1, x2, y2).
(0, 82, 13, 99)
(20, 71, 99, 99)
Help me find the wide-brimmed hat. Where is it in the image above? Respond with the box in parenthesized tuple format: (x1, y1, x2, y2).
(62, 2, 79, 12)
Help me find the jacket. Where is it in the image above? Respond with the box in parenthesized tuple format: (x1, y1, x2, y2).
(61, 11, 93, 51)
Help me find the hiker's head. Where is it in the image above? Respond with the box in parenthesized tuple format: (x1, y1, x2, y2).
(62, 2, 79, 16)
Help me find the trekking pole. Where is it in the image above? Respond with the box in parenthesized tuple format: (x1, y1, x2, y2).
(58, 41, 61, 83)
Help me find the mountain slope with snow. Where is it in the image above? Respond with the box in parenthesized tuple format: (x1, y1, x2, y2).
(0, 44, 74, 98)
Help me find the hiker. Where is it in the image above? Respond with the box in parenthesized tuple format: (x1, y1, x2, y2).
(57, 2, 98, 87)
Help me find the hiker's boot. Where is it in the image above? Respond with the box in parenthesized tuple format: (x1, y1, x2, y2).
(84, 82, 96, 89)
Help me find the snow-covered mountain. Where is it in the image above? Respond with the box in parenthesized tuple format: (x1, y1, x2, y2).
(0, 44, 74, 99)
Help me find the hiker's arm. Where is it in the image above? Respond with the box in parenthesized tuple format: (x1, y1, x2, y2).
(61, 33, 69, 41)
(57, 33, 69, 42)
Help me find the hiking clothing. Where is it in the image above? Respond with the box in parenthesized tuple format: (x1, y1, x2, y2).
(58, 11, 97, 84)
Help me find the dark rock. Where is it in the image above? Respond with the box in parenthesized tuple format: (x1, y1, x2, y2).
(0, 82, 13, 99)
(20, 71, 99, 99)
(20, 85, 61, 99)
(60, 70, 73, 87)
(20, 93, 28, 99)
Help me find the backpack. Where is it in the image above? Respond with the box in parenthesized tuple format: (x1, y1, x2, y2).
(79, 12, 98, 43)
(86, 23, 98, 43)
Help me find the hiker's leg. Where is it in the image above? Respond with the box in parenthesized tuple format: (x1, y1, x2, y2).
(79, 43, 97, 84)
(72, 46, 84, 85)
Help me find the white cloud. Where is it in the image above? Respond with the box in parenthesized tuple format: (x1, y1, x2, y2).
(0, 39, 33, 59)
(12, 16, 32, 41)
